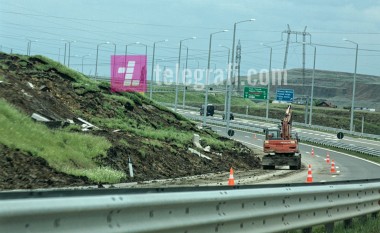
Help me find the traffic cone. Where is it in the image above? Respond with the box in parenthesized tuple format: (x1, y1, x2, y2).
(228, 167, 235, 186)
(326, 152, 330, 164)
(330, 160, 336, 174)
(306, 164, 313, 183)
(311, 148, 314, 157)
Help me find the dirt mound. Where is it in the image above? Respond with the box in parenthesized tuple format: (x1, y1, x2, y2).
(0, 145, 91, 189)
(0, 52, 261, 189)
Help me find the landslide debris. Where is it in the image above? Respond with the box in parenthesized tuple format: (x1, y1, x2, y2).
(0, 52, 261, 189)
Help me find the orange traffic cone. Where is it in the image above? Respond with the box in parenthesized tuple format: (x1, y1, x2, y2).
(228, 168, 235, 186)
(306, 164, 313, 183)
(311, 148, 315, 157)
(326, 152, 330, 164)
(330, 160, 336, 174)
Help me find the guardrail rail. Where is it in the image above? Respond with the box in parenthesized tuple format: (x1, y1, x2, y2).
(1, 180, 379, 233)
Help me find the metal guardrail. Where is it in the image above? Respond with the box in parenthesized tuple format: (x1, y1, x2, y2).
(1, 181, 379, 233)
(160, 102, 380, 140)
(159, 103, 380, 157)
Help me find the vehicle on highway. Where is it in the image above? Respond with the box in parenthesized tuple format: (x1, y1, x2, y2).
(222, 113, 234, 120)
(200, 104, 215, 116)
(262, 105, 301, 170)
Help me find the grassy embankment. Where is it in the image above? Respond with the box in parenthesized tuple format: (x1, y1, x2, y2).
(0, 98, 124, 183)
(33, 55, 234, 152)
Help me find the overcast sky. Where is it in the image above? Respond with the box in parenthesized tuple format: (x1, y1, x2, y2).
(1, 0, 380, 79)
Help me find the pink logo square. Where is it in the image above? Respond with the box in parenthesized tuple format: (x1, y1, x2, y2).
(111, 55, 147, 92)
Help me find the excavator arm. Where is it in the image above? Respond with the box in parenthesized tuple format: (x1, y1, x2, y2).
(281, 105, 292, 140)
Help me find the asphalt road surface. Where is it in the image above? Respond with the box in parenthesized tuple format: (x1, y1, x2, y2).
(174, 108, 380, 184)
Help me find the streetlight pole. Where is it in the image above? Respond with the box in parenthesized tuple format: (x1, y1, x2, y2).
(67, 40, 76, 68)
(175, 37, 196, 112)
(226, 18, 255, 135)
(343, 39, 359, 133)
(308, 44, 316, 126)
(202, 30, 228, 127)
(150, 39, 168, 100)
(95, 41, 111, 80)
(61, 39, 67, 65)
(182, 46, 189, 108)
(262, 43, 272, 121)
(219, 45, 230, 120)
(81, 54, 91, 73)
(27, 39, 37, 56)
(26, 40, 30, 56)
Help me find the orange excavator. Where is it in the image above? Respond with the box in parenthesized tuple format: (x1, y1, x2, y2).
(262, 105, 301, 170)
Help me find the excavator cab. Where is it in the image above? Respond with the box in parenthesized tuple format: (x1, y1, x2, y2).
(265, 128, 281, 140)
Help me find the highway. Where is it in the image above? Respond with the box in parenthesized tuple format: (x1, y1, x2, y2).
(176, 108, 380, 152)
(211, 125, 380, 183)
(174, 108, 380, 184)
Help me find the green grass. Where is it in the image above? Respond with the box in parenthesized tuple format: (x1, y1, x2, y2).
(33, 55, 100, 95)
(0, 75, 4, 81)
(289, 214, 380, 233)
(0, 99, 125, 183)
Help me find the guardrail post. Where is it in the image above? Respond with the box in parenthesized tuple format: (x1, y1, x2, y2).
(325, 222, 334, 233)
(246, 105, 248, 115)
(302, 227, 312, 233)
(343, 218, 353, 229)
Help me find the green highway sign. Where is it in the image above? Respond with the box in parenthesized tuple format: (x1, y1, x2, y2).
(243, 87, 268, 100)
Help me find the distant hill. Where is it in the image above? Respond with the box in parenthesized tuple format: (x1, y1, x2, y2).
(240, 68, 380, 110)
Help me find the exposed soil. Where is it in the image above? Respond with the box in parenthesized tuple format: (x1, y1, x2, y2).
(0, 52, 262, 189)
(0, 145, 91, 189)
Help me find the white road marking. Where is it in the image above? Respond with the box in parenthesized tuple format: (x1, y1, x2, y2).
(332, 175, 337, 178)
(300, 143, 380, 167)
(245, 136, 250, 138)
(257, 138, 262, 141)
(343, 138, 380, 147)
(306, 152, 310, 154)
(335, 166, 339, 169)
(316, 155, 320, 158)
(337, 171, 341, 173)
(320, 180, 326, 182)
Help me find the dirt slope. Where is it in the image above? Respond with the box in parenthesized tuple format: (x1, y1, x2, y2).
(0, 52, 261, 189)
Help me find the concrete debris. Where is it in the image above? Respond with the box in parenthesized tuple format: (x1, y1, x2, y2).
(27, 82, 34, 89)
(192, 134, 203, 149)
(188, 148, 212, 161)
(193, 134, 212, 153)
(21, 89, 33, 98)
(31, 113, 51, 122)
(113, 129, 121, 133)
(204, 146, 211, 152)
(74, 117, 100, 131)
(39, 85, 49, 92)
(67, 119, 75, 124)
